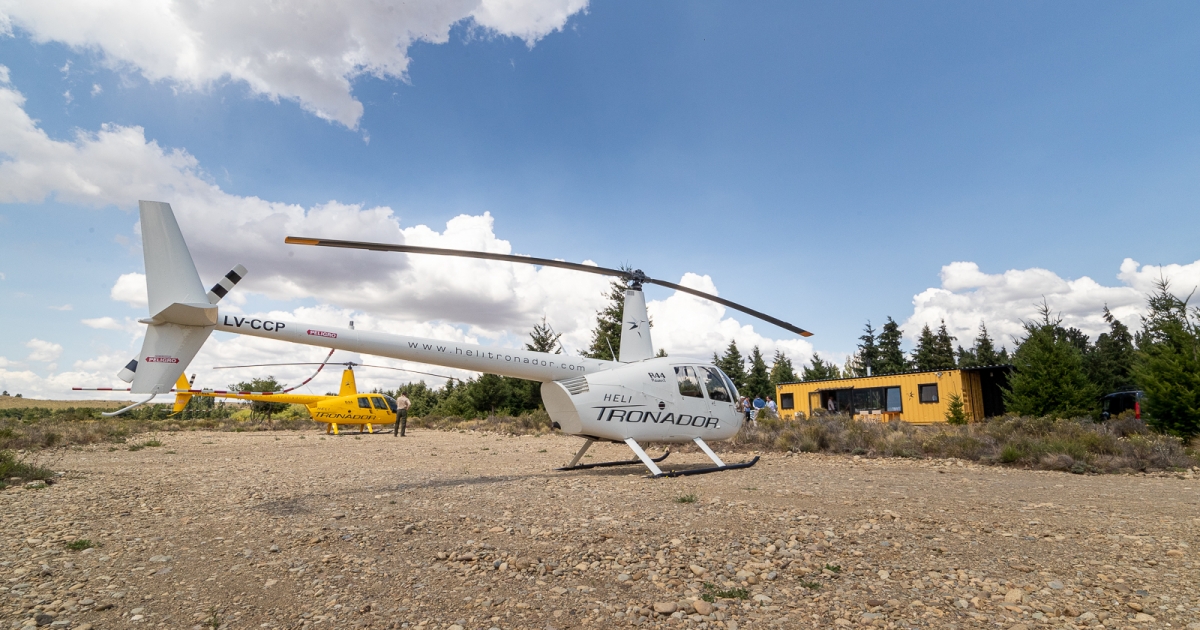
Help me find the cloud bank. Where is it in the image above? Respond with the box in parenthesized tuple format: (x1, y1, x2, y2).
(0, 0, 587, 128)
(904, 259, 1200, 349)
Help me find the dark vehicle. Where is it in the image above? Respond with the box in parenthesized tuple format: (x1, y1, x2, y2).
(1100, 390, 1143, 420)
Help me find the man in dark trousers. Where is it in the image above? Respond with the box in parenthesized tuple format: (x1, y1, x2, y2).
(393, 392, 411, 436)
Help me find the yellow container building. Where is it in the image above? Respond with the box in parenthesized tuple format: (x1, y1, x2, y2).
(774, 366, 1012, 424)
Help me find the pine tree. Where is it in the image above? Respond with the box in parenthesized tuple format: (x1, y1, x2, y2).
(514, 317, 563, 411)
(655, 348, 667, 357)
(876, 317, 907, 375)
(956, 344, 977, 368)
(1062, 327, 1091, 356)
(769, 350, 797, 390)
(913, 321, 956, 371)
(1004, 303, 1098, 418)
(973, 322, 1001, 365)
(1087, 306, 1135, 394)
(802, 353, 841, 381)
(854, 321, 880, 376)
(469, 373, 512, 416)
(1133, 280, 1200, 436)
(583, 277, 627, 361)
(933, 320, 957, 369)
(526, 316, 563, 354)
(745, 346, 772, 399)
(716, 341, 747, 393)
(911, 324, 938, 371)
(944, 393, 968, 425)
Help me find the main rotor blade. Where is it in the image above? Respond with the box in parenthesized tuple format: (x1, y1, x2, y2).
(285, 237, 629, 279)
(285, 236, 815, 338)
(644, 277, 814, 337)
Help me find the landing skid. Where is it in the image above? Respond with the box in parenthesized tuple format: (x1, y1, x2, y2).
(561, 436, 759, 478)
(556, 447, 670, 471)
(654, 455, 760, 477)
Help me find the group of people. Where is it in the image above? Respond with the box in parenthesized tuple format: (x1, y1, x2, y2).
(737, 394, 776, 423)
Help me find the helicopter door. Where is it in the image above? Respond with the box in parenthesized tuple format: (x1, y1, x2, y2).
(673, 366, 710, 428)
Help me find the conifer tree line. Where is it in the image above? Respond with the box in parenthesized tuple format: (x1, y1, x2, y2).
(845, 316, 1012, 377)
(383, 273, 1199, 436)
(829, 281, 1198, 435)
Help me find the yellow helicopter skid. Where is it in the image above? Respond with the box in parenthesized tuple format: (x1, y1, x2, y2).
(323, 422, 378, 435)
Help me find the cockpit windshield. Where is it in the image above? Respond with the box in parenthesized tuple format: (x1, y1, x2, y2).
(713, 366, 739, 401)
(699, 366, 733, 402)
(382, 395, 398, 413)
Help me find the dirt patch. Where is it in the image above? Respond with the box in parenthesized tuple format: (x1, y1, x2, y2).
(2, 429, 1199, 629)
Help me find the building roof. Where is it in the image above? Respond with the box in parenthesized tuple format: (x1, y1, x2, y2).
(777, 364, 1013, 387)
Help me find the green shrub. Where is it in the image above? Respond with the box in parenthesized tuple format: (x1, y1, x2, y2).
(0, 450, 54, 481)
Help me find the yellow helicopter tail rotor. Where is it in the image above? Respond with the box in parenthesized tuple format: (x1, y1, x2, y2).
(170, 374, 194, 415)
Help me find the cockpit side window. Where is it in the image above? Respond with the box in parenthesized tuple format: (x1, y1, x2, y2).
(383, 395, 398, 413)
(358, 397, 371, 409)
(675, 366, 704, 398)
(371, 396, 388, 410)
(699, 366, 732, 402)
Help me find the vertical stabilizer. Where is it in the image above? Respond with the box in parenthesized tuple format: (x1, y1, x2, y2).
(139, 201, 210, 318)
(618, 287, 654, 362)
(338, 368, 358, 396)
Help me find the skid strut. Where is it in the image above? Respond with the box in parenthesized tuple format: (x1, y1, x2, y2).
(556, 438, 670, 471)
(649, 436, 760, 478)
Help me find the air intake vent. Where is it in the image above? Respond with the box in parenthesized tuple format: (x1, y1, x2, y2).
(560, 376, 589, 395)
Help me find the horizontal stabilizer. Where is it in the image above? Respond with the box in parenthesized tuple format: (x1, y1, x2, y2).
(131, 323, 213, 395)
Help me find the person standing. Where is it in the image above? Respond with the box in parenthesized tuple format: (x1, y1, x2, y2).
(393, 392, 412, 437)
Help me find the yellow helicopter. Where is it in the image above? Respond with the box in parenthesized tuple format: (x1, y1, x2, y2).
(170, 354, 458, 434)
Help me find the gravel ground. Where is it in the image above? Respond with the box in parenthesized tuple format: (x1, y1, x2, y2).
(3, 429, 1199, 630)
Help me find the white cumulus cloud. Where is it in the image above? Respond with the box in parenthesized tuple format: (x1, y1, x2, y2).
(110, 273, 148, 308)
(647, 273, 814, 365)
(0, 0, 588, 128)
(903, 259, 1200, 349)
(25, 338, 63, 363)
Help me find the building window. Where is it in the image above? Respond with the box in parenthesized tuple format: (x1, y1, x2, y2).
(885, 387, 902, 412)
(780, 393, 794, 410)
(918, 383, 939, 404)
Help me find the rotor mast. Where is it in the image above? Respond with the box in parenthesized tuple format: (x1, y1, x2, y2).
(618, 272, 654, 363)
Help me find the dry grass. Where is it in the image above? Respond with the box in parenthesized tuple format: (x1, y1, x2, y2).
(0, 397, 131, 410)
(731, 411, 1199, 473)
(0, 403, 316, 451)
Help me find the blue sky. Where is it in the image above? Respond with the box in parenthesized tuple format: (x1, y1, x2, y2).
(2, 1, 1200, 397)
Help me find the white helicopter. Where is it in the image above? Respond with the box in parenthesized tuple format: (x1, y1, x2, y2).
(105, 201, 813, 477)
